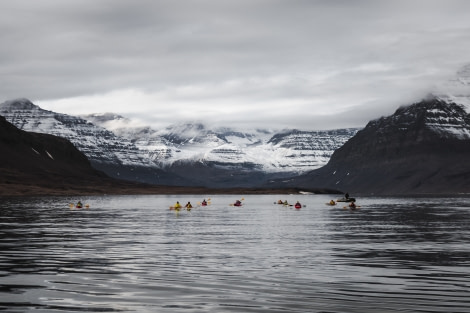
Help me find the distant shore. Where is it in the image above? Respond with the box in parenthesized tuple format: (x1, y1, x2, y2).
(0, 181, 341, 197)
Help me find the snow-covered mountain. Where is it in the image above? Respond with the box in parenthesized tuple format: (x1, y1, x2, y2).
(83, 113, 359, 175)
(0, 99, 360, 187)
(271, 97, 470, 195)
(0, 99, 185, 185)
(4, 64, 470, 188)
(0, 99, 144, 165)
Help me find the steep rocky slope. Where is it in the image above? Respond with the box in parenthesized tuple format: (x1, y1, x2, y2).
(0, 115, 134, 195)
(272, 98, 470, 195)
(0, 99, 189, 186)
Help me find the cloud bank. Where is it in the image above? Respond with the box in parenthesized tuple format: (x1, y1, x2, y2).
(2, 0, 470, 130)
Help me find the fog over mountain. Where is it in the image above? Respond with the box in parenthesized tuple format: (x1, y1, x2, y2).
(3, 1, 470, 130)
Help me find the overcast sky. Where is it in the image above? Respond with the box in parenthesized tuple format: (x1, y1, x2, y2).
(2, 0, 470, 130)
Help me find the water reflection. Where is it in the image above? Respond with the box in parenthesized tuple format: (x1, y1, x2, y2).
(0, 195, 469, 312)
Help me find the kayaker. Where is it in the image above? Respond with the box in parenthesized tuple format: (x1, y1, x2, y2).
(174, 201, 182, 209)
(295, 201, 301, 208)
(345, 192, 350, 199)
(202, 199, 207, 205)
(185, 202, 192, 208)
(283, 200, 288, 205)
(329, 200, 336, 205)
(349, 201, 357, 210)
(277, 200, 283, 204)
(76, 201, 83, 208)
(234, 200, 242, 206)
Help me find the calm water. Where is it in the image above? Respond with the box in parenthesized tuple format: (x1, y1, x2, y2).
(0, 194, 469, 313)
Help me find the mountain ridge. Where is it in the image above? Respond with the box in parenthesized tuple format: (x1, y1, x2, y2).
(83, 113, 359, 187)
(270, 98, 470, 195)
(0, 99, 359, 187)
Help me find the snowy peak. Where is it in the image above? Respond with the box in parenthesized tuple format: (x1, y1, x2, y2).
(0, 99, 148, 166)
(0, 98, 41, 111)
(370, 98, 470, 140)
(280, 97, 470, 195)
(268, 129, 357, 149)
(421, 101, 470, 139)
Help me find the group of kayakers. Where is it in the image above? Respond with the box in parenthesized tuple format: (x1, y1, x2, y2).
(171, 199, 211, 211)
(276, 200, 302, 209)
(170, 198, 245, 210)
(171, 201, 194, 211)
(73, 194, 358, 212)
(169, 193, 359, 211)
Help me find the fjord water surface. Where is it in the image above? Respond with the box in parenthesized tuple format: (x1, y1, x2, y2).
(1, 194, 469, 312)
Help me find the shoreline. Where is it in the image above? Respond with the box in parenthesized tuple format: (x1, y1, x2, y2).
(0, 181, 341, 197)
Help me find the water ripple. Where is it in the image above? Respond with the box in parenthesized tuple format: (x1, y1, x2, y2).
(1, 195, 469, 312)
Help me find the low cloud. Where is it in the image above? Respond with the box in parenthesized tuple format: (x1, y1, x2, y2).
(4, 0, 470, 130)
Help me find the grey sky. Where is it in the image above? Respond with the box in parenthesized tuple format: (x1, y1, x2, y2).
(2, 0, 470, 130)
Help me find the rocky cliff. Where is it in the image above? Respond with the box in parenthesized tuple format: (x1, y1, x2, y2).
(0, 115, 124, 195)
(272, 98, 470, 195)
